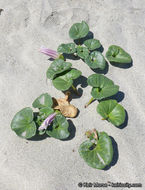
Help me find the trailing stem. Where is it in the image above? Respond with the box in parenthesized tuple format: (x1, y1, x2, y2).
(85, 97, 95, 108)
(71, 85, 80, 96)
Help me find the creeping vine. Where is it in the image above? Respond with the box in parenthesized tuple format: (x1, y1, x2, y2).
(11, 21, 132, 170)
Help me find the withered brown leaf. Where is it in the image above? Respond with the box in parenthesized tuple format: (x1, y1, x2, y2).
(52, 92, 78, 118)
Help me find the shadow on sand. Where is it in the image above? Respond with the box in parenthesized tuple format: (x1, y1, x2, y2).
(103, 136, 119, 171)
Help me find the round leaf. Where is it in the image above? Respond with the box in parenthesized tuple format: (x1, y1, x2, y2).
(87, 74, 119, 100)
(77, 46, 89, 59)
(84, 39, 101, 50)
(69, 21, 89, 40)
(52, 76, 73, 91)
(97, 100, 125, 126)
(32, 93, 53, 109)
(46, 114, 70, 139)
(46, 59, 72, 79)
(11, 107, 36, 139)
(85, 51, 106, 70)
(65, 68, 82, 80)
(57, 43, 76, 54)
(52, 68, 81, 91)
(106, 45, 132, 63)
(79, 131, 113, 169)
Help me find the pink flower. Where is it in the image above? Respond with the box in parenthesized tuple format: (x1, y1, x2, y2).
(38, 113, 56, 131)
(40, 47, 59, 59)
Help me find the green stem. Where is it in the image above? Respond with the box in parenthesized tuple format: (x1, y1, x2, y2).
(58, 54, 64, 60)
(55, 110, 61, 114)
(71, 85, 80, 96)
(78, 39, 81, 45)
(85, 97, 95, 108)
(102, 114, 109, 120)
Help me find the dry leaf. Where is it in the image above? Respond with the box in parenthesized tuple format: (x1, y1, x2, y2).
(52, 92, 78, 118)
(85, 129, 98, 140)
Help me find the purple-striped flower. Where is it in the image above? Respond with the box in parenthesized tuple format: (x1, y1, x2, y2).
(40, 47, 59, 59)
(38, 113, 56, 131)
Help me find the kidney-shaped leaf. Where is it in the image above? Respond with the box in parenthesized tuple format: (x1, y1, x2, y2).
(97, 100, 125, 126)
(46, 59, 72, 79)
(79, 131, 113, 169)
(69, 21, 89, 40)
(53, 75, 73, 91)
(46, 114, 70, 139)
(32, 93, 53, 109)
(85, 51, 106, 70)
(106, 45, 132, 63)
(84, 39, 101, 50)
(87, 74, 119, 100)
(65, 68, 82, 80)
(11, 107, 36, 139)
(52, 68, 82, 91)
(57, 43, 76, 54)
(77, 46, 89, 59)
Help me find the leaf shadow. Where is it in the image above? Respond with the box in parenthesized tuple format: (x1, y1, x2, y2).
(117, 110, 128, 129)
(0, 9, 3, 15)
(90, 45, 104, 53)
(74, 31, 94, 45)
(61, 119, 76, 141)
(103, 136, 119, 171)
(63, 53, 80, 61)
(104, 91, 125, 103)
(91, 61, 109, 75)
(74, 75, 88, 88)
(97, 45, 104, 53)
(48, 58, 54, 61)
(64, 75, 88, 99)
(69, 88, 83, 99)
(63, 87, 83, 99)
(110, 59, 133, 69)
(73, 75, 88, 99)
(29, 133, 49, 141)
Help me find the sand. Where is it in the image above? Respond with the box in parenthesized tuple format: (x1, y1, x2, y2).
(0, 0, 145, 189)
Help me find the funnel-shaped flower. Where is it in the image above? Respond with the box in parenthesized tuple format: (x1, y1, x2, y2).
(40, 47, 59, 59)
(38, 113, 56, 131)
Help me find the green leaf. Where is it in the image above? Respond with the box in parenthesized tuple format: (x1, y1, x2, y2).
(11, 107, 36, 139)
(36, 107, 54, 127)
(97, 100, 126, 126)
(46, 114, 70, 139)
(46, 59, 72, 79)
(32, 93, 53, 109)
(39, 107, 54, 117)
(39, 107, 54, 121)
(85, 51, 106, 70)
(84, 39, 101, 50)
(87, 74, 119, 100)
(52, 68, 81, 91)
(106, 45, 132, 63)
(69, 21, 89, 40)
(77, 46, 89, 59)
(53, 75, 73, 91)
(57, 43, 76, 54)
(79, 131, 113, 169)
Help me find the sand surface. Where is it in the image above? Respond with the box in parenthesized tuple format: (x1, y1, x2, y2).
(0, 0, 145, 189)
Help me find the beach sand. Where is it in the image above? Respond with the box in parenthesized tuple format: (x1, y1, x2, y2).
(0, 0, 145, 189)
